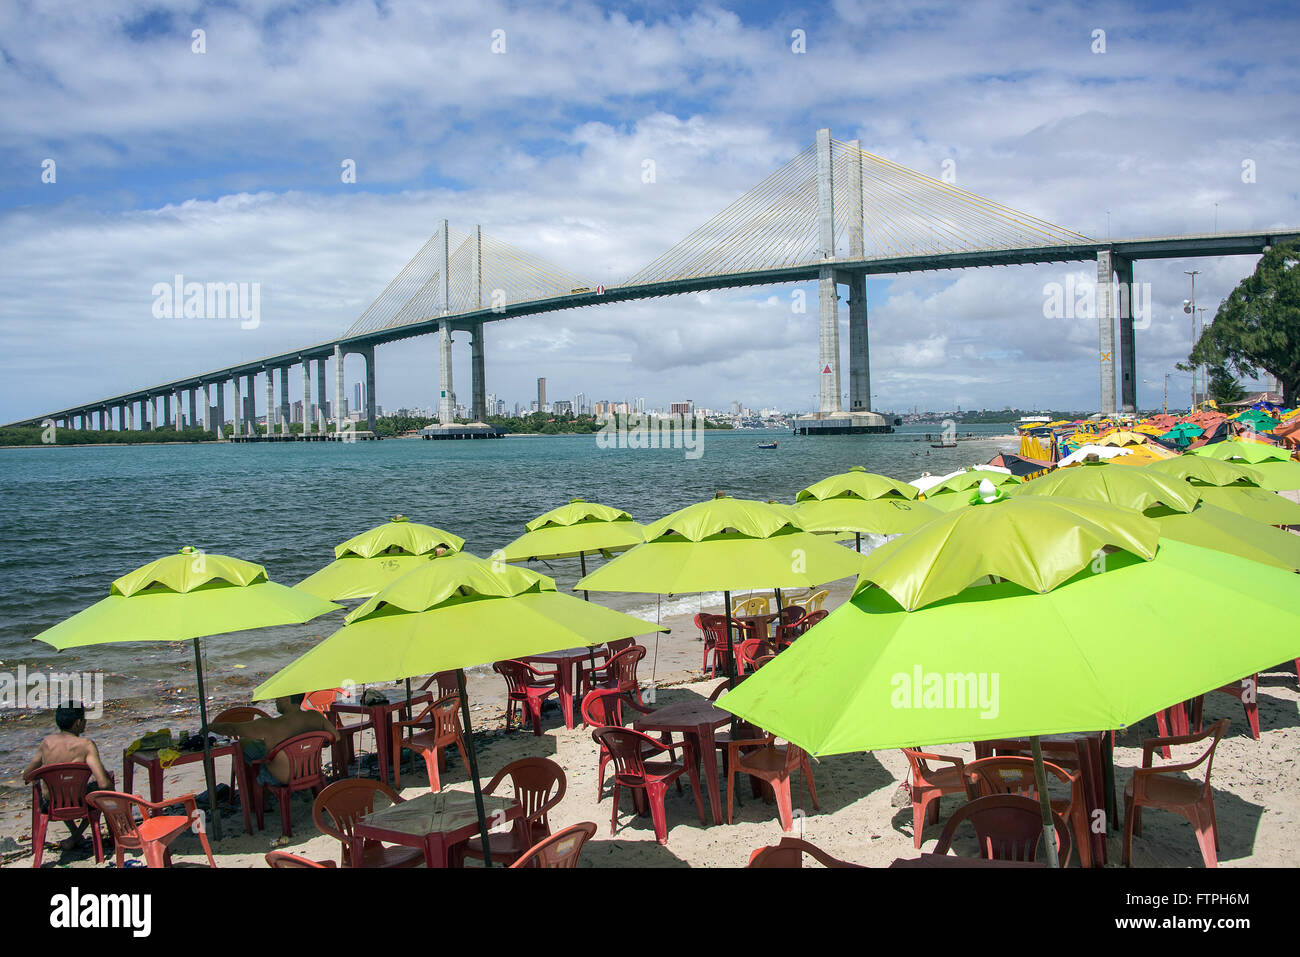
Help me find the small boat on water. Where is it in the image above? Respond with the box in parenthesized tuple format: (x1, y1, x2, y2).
(757, 441, 778, 449)
(930, 442, 957, 449)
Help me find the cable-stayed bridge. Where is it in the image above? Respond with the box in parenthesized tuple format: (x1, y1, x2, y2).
(12, 130, 1298, 434)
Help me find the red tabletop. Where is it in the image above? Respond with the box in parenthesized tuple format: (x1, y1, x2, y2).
(352, 790, 525, 868)
(124, 741, 252, 835)
(524, 646, 596, 729)
(634, 694, 731, 826)
(333, 693, 430, 785)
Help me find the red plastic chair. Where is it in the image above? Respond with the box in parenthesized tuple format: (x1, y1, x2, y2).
(580, 688, 682, 801)
(697, 614, 755, 677)
(591, 727, 705, 845)
(213, 705, 270, 802)
(1205, 676, 1260, 741)
(725, 731, 820, 832)
(597, 644, 647, 705)
(391, 693, 471, 791)
(494, 659, 560, 736)
(266, 850, 336, 868)
(933, 794, 1072, 864)
(24, 763, 107, 867)
(86, 790, 216, 868)
(417, 670, 462, 701)
(774, 609, 827, 650)
(248, 730, 333, 837)
(1123, 719, 1230, 868)
(747, 837, 863, 868)
(581, 637, 637, 695)
(900, 748, 969, 849)
(735, 637, 776, 675)
(509, 821, 598, 869)
(461, 757, 567, 866)
(965, 756, 1088, 868)
(312, 778, 424, 868)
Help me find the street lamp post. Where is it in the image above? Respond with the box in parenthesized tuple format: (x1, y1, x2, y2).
(1184, 270, 1200, 408)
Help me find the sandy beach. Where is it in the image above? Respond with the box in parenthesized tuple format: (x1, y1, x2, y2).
(5, 576, 1296, 869)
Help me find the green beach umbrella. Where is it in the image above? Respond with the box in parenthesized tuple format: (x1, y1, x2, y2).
(33, 547, 342, 841)
(496, 498, 645, 597)
(1191, 439, 1291, 465)
(717, 500, 1300, 866)
(918, 470, 1022, 512)
(793, 467, 930, 547)
(1142, 456, 1262, 488)
(1237, 458, 1300, 492)
(1190, 485, 1300, 525)
(576, 494, 867, 692)
(254, 551, 665, 862)
(1014, 461, 1201, 513)
(295, 515, 465, 601)
(1145, 503, 1300, 572)
(795, 466, 919, 502)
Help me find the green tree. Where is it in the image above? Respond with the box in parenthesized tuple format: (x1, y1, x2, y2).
(1182, 242, 1299, 405)
(1207, 365, 1246, 405)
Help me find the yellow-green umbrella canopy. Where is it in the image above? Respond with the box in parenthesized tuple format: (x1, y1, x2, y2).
(795, 466, 918, 502)
(1191, 439, 1290, 465)
(1191, 485, 1300, 525)
(1147, 503, 1300, 572)
(792, 496, 942, 536)
(1142, 456, 1262, 488)
(295, 515, 465, 601)
(1014, 462, 1201, 513)
(496, 499, 645, 562)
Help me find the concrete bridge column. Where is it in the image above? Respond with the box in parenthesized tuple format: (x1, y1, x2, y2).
(152, 396, 160, 430)
(188, 390, 197, 430)
(162, 394, 170, 430)
(173, 390, 182, 430)
(278, 366, 290, 435)
(1097, 251, 1117, 416)
(315, 357, 327, 433)
(301, 360, 312, 435)
(848, 273, 870, 411)
(215, 381, 226, 438)
(438, 321, 454, 424)
(816, 128, 841, 415)
(1116, 256, 1136, 414)
(334, 345, 345, 435)
(471, 326, 486, 422)
(264, 370, 274, 436)
(362, 347, 377, 433)
(118, 405, 126, 431)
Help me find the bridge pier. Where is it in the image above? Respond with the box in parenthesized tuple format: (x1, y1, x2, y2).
(301, 360, 312, 435)
(278, 366, 290, 435)
(215, 381, 225, 438)
(264, 369, 274, 436)
(471, 325, 486, 422)
(173, 390, 182, 430)
(316, 357, 327, 433)
(816, 129, 841, 415)
(361, 346, 377, 433)
(334, 344, 345, 434)
(244, 373, 256, 434)
(1097, 251, 1117, 416)
(438, 321, 454, 424)
(188, 389, 197, 430)
(1116, 256, 1136, 413)
(847, 273, 870, 412)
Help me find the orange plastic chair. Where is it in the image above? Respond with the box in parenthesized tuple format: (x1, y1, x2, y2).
(494, 659, 560, 735)
(509, 821, 598, 868)
(25, 763, 107, 867)
(302, 689, 344, 714)
(900, 748, 969, 848)
(87, 790, 216, 869)
(266, 850, 336, 868)
(391, 693, 471, 791)
(725, 731, 820, 832)
(580, 688, 683, 801)
(248, 730, 333, 837)
(461, 757, 567, 866)
(591, 726, 705, 845)
(934, 793, 1072, 864)
(1123, 718, 1230, 868)
(747, 837, 864, 868)
(965, 756, 1089, 868)
(312, 779, 424, 868)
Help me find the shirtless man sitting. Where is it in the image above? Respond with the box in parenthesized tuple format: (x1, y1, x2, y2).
(23, 702, 113, 851)
(208, 694, 339, 786)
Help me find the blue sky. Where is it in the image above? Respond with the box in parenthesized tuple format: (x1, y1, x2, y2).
(2, 0, 1298, 421)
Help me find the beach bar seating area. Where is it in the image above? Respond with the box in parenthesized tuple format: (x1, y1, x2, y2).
(9, 412, 1300, 871)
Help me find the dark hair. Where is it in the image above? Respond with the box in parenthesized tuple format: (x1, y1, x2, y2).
(55, 702, 85, 732)
(288, 693, 306, 707)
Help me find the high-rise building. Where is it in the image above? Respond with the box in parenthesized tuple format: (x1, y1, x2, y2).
(635, 397, 646, 414)
(537, 377, 547, 412)
(553, 399, 572, 415)
(670, 400, 694, 416)
(573, 392, 586, 416)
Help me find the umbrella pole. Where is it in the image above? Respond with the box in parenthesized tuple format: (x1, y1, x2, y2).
(456, 668, 494, 867)
(855, 533, 862, 553)
(581, 552, 598, 695)
(1030, 735, 1060, 868)
(192, 638, 223, 843)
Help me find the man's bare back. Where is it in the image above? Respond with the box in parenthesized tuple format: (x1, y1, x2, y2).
(209, 695, 338, 784)
(23, 704, 113, 849)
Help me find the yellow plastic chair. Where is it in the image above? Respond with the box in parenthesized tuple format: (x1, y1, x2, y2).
(732, 595, 771, 616)
(804, 589, 829, 614)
